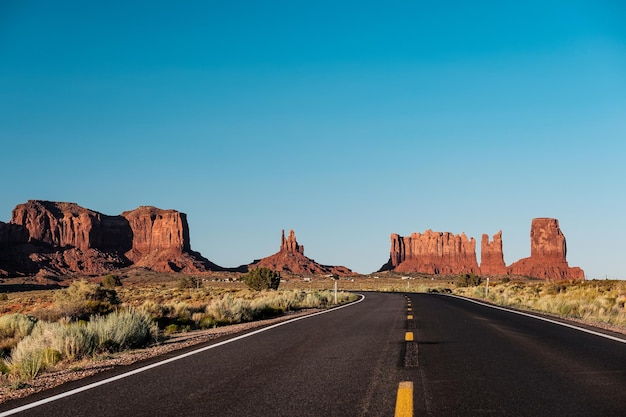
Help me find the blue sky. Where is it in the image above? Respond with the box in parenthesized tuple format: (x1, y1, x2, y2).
(1, 1, 625, 277)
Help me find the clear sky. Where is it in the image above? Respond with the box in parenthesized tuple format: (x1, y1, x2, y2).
(1, 1, 625, 278)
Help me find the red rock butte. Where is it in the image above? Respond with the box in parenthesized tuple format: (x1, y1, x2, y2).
(507, 218, 584, 280)
(249, 229, 353, 276)
(380, 218, 584, 280)
(0, 200, 223, 277)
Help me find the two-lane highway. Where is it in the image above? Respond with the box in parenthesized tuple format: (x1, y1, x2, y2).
(1, 292, 624, 416)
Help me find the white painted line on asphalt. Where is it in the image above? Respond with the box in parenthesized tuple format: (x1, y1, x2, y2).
(0, 294, 366, 417)
(443, 294, 626, 344)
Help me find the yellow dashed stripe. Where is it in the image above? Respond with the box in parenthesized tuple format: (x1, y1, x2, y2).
(405, 332, 414, 341)
(394, 381, 414, 417)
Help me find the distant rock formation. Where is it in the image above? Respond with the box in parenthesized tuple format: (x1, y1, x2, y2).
(249, 230, 353, 276)
(11, 201, 132, 252)
(480, 231, 507, 275)
(0, 200, 223, 277)
(380, 230, 480, 274)
(508, 218, 584, 280)
(281, 229, 303, 254)
(380, 218, 584, 280)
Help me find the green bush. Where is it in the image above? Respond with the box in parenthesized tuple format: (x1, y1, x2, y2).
(177, 276, 198, 289)
(102, 274, 122, 288)
(456, 273, 482, 287)
(242, 267, 280, 291)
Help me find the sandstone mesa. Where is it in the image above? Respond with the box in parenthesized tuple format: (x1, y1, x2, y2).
(0, 200, 222, 278)
(380, 218, 584, 280)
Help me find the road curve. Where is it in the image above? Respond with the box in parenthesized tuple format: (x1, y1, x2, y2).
(1, 292, 624, 417)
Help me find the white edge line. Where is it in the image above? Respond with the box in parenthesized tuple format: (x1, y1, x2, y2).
(0, 294, 366, 416)
(441, 293, 626, 344)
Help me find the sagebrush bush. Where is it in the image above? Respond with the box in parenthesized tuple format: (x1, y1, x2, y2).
(90, 309, 158, 350)
(50, 280, 120, 321)
(8, 309, 157, 380)
(206, 294, 253, 325)
(0, 313, 38, 356)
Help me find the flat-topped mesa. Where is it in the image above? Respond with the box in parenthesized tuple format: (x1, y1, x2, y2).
(382, 230, 480, 274)
(508, 218, 584, 280)
(480, 231, 507, 275)
(3, 200, 222, 276)
(280, 229, 304, 254)
(250, 229, 353, 276)
(121, 206, 191, 261)
(10, 200, 131, 252)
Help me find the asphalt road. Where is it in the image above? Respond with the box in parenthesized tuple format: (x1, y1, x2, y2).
(1, 292, 624, 417)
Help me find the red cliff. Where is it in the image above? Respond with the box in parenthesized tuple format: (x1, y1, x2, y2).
(508, 218, 584, 280)
(382, 230, 480, 274)
(2, 200, 222, 276)
(480, 231, 507, 275)
(250, 230, 353, 276)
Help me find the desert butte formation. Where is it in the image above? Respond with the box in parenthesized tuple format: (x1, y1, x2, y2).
(379, 218, 584, 280)
(0, 200, 353, 279)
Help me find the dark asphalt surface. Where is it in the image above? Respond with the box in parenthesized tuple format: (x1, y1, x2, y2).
(1, 292, 624, 417)
(409, 294, 626, 416)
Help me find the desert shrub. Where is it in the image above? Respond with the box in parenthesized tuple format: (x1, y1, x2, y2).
(456, 273, 482, 287)
(90, 309, 158, 350)
(177, 276, 197, 289)
(7, 309, 158, 380)
(206, 294, 253, 325)
(8, 322, 73, 379)
(242, 268, 280, 291)
(52, 280, 120, 321)
(164, 324, 180, 335)
(0, 293, 8, 301)
(0, 358, 10, 375)
(0, 313, 38, 357)
(102, 274, 122, 288)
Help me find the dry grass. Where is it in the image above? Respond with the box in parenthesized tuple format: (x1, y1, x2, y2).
(455, 279, 626, 330)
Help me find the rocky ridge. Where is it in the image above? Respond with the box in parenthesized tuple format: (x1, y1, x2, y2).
(382, 231, 480, 274)
(0, 201, 222, 277)
(381, 218, 584, 280)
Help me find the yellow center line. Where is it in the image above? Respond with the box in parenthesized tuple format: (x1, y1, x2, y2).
(407, 314, 413, 320)
(394, 381, 414, 417)
(405, 331, 414, 341)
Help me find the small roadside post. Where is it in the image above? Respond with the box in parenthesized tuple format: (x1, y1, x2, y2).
(485, 277, 490, 298)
